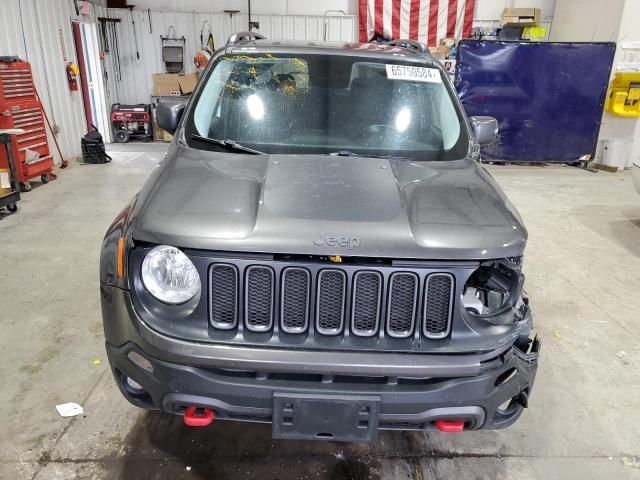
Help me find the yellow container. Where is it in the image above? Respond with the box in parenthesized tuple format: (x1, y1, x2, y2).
(605, 72, 640, 117)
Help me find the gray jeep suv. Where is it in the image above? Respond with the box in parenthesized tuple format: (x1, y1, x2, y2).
(100, 33, 540, 442)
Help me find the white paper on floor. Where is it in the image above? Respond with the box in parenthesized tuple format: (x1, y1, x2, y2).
(55, 402, 84, 417)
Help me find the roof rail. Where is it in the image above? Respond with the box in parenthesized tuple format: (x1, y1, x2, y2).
(226, 31, 266, 46)
(386, 39, 432, 57)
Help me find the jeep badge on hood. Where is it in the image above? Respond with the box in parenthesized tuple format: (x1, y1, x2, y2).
(313, 234, 361, 250)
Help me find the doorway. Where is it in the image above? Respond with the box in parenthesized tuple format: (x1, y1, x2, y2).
(72, 21, 111, 143)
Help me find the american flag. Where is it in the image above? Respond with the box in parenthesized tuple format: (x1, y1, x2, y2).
(358, 0, 477, 46)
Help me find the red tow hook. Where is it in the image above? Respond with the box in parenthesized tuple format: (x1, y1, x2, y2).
(183, 406, 215, 427)
(435, 420, 465, 433)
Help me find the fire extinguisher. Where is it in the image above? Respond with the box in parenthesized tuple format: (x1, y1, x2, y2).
(66, 62, 79, 91)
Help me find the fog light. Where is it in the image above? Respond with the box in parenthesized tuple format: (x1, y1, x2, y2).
(125, 376, 144, 393)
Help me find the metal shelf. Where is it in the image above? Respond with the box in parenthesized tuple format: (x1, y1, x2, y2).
(0, 130, 23, 213)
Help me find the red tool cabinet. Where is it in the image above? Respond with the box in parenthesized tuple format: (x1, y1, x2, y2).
(0, 59, 54, 187)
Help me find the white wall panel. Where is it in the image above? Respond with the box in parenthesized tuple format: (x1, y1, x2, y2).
(0, 0, 93, 162)
(112, 0, 357, 16)
(103, 1, 561, 105)
(286, 0, 357, 16)
(108, 8, 358, 105)
(95, 4, 121, 110)
(475, 0, 555, 21)
(512, 0, 556, 20)
(0, 1, 28, 59)
(98, 0, 553, 19)
(472, 0, 555, 39)
(0, 0, 558, 151)
(549, 0, 623, 41)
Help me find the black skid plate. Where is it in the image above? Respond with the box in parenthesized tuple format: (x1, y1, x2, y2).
(272, 393, 381, 442)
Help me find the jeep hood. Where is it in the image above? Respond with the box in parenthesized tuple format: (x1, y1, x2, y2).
(132, 145, 527, 260)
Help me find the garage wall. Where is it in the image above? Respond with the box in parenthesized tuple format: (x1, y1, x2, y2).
(94, 4, 122, 113)
(108, 1, 358, 16)
(550, 0, 626, 164)
(109, 0, 555, 19)
(105, 8, 358, 105)
(474, 0, 555, 37)
(617, 1, 640, 168)
(107, 0, 556, 106)
(550, 0, 638, 166)
(548, 0, 624, 42)
(475, 0, 555, 20)
(0, 0, 559, 153)
(0, 0, 91, 163)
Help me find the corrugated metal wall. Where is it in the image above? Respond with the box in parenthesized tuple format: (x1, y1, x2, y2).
(0, 0, 556, 151)
(0, 0, 94, 162)
(100, 0, 357, 16)
(95, 4, 122, 115)
(104, 9, 358, 104)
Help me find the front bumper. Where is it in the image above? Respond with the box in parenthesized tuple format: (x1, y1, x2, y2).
(107, 336, 539, 435)
(103, 285, 540, 439)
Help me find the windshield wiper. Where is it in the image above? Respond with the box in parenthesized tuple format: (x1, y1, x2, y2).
(189, 134, 264, 155)
(329, 150, 408, 160)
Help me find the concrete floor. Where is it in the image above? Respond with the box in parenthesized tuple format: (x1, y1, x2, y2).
(2, 143, 640, 479)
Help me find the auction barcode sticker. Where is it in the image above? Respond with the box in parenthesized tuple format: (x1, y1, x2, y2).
(386, 65, 442, 83)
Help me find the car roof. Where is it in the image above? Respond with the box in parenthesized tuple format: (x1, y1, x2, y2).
(226, 39, 435, 65)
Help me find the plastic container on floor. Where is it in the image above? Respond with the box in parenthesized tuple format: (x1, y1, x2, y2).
(602, 139, 632, 171)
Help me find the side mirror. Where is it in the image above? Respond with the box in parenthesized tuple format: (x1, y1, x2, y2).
(469, 116, 499, 146)
(156, 102, 185, 135)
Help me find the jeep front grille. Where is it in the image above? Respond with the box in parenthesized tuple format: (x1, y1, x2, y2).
(423, 273, 454, 338)
(387, 272, 418, 338)
(208, 260, 456, 344)
(316, 269, 347, 335)
(351, 271, 382, 336)
(281, 268, 310, 333)
(210, 264, 238, 329)
(245, 266, 274, 332)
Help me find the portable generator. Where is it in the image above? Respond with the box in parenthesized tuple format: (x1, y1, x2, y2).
(110, 103, 153, 143)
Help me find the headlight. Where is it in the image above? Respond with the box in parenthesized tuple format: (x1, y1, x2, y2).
(462, 259, 523, 317)
(141, 245, 201, 304)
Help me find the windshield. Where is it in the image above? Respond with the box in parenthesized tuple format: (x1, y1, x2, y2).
(187, 53, 469, 160)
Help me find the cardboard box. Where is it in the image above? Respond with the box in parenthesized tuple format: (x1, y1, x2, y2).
(501, 8, 540, 27)
(0, 169, 11, 198)
(152, 72, 199, 97)
(177, 72, 199, 95)
(152, 107, 165, 141)
(429, 45, 450, 61)
(152, 73, 181, 96)
(440, 38, 456, 48)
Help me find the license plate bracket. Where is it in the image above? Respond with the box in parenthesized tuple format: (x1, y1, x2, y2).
(272, 393, 380, 442)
